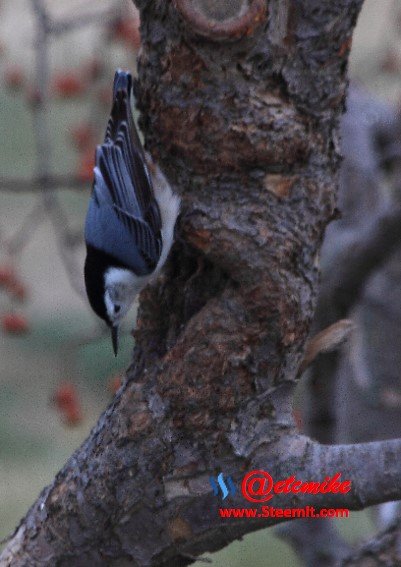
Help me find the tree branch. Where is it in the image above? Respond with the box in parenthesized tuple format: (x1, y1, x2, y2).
(50, 7, 119, 36)
(318, 205, 401, 320)
(342, 517, 401, 566)
(2, 425, 401, 566)
(276, 518, 352, 567)
(0, 176, 90, 192)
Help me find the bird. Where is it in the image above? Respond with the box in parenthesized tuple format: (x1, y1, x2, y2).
(84, 69, 180, 356)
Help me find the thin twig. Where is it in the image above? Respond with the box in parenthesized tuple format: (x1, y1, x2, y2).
(50, 8, 118, 36)
(6, 202, 46, 256)
(29, 0, 87, 299)
(0, 176, 90, 192)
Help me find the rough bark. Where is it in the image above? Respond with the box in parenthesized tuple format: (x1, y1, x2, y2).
(6, 1, 401, 566)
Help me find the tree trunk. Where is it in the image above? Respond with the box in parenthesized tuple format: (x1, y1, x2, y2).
(8, 1, 401, 566)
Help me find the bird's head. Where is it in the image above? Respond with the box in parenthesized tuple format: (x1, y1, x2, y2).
(84, 248, 140, 356)
(103, 267, 139, 356)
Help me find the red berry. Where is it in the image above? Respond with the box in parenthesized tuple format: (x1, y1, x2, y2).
(70, 123, 95, 151)
(53, 383, 83, 426)
(2, 313, 29, 334)
(0, 265, 16, 287)
(53, 383, 77, 410)
(4, 65, 24, 90)
(63, 405, 83, 426)
(52, 72, 86, 98)
(109, 17, 140, 50)
(77, 147, 95, 182)
(108, 374, 123, 395)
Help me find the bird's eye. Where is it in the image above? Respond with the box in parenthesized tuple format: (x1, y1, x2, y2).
(114, 305, 121, 314)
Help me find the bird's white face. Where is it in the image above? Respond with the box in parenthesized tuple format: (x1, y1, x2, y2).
(104, 267, 139, 327)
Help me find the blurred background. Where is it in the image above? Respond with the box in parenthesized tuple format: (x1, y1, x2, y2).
(0, 1, 400, 565)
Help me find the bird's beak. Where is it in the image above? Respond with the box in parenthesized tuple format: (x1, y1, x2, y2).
(111, 326, 119, 357)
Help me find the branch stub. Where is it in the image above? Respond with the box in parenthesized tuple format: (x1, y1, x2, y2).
(174, 0, 267, 41)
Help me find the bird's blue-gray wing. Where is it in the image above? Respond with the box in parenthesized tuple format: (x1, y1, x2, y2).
(103, 70, 162, 241)
(85, 69, 162, 275)
(85, 148, 161, 275)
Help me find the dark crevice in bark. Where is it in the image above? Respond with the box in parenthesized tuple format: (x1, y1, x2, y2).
(133, 238, 231, 360)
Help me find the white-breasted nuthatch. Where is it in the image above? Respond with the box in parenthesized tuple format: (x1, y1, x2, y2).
(84, 70, 180, 356)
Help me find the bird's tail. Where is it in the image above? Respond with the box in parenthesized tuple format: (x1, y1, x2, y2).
(105, 69, 143, 155)
(112, 69, 132, 100)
